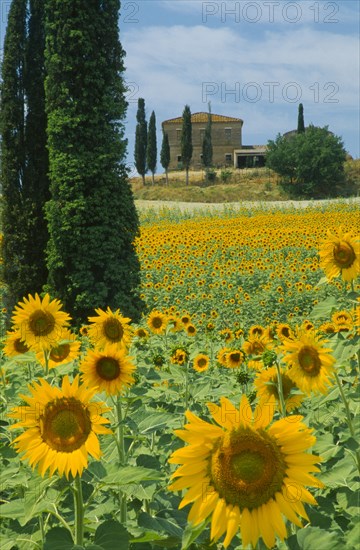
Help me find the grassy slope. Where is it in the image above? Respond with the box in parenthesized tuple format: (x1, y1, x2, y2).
(131, 160, 360, 203)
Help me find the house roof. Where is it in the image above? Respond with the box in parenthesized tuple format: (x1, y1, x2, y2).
(162, 112, 244, 124)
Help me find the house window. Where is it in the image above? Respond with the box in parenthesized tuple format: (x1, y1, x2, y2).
(177, 155, 182, 162)
(225, 128, 232, 140)
(200, 154, 203, 160)
(199, 128, 205, 141)
(176, 129, 181, 141)
(225, 154, 232, 163)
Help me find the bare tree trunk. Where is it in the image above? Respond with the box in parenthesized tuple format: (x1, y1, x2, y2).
(165, 169, 168, 185)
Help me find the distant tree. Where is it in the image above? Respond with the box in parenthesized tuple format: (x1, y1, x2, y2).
(202, 103, 213, 181)
(181, 105, 193, 186)
(146, 110, 157, 185)
(45, 0, 143, 324)
(134, 98, 147, 185)
(0, 0, 27, 313)
(160, 130, 170, 185)
(297, 103, 305, 133)
(266, 125, 347, 198)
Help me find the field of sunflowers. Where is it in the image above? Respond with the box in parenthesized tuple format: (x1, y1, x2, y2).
(1, 201, 359, 550)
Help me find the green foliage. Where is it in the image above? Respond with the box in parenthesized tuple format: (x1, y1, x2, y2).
(0, 0, 48, 315)
(181, 105, 193, 185)
(44, 0, 143, 324)
(297, 102, 305, 133)
(266, 125, 347, 198)
(146, 111, 157, 185)
(135, 98, 148, 186)
(220, 169, 232, 183)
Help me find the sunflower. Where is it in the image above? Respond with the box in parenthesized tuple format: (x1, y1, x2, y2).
(11, 293, 70, 351)
(331, 310, 353, 333)
(80, 344, 135, 396)
(248, 325, 265, 338)
(319, 227, 360, 282)
(3, 331, 30, 357)
(225, 349, 245, 369)
(181, 314, 191, 326)
(234, 328, 244, 339)
(186, 324, 197, 337)
(8, 375, 111, 478)
(276, 323, 294, 341)
(88, 307, 132, 349)
(243, 334, 270, 356)
(134, 327, 149, 339)
(281, 330, 335, 395)
(147, 310, 168, 335)
(302, 320, 314, 332)
(36, 329, 81, 370)
(219, 329, 233, 343)
(217, 347, 230, 367)
(254, 367, 304, 412)
(171, 348, 188, 365)
(193, 354, 210, 373)
(168, 395, 323, 549)
(319, 322, 337, 335)
(168, 316, 183, 332)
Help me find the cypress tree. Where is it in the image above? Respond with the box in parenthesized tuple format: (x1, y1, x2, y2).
(146, 110, 157, 185)
(134, 98, 147, 185)
(202, 103, 213, 180)
(160, 130, 170, 185)
(297, 103, 305, 133)
(44, 0, 143, 325)
(181, 105, 193, 186)
(22, 0, 50, 296)
(0, 0, 27, 313)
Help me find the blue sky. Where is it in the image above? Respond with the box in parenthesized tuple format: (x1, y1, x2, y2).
(1, 0, 359, 173)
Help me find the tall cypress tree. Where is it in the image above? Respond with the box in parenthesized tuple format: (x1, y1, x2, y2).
(0, 0, 27, 313)
(181, 105, 192, 186)
(44, 0, 143, 325)
(146, 110, 157, 185)
(23, 0, 50, 295)
(202, 103, 213, 180)
(297, 103, 305, 133)
(160, 130, 170, 185)
(134, 98, 147, 185)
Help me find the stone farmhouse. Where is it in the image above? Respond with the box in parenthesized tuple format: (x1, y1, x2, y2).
(161, 112, 267, 170)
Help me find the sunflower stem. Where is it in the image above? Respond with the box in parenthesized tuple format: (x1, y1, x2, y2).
(43, 350, 49, 377)
(115, 395, 128, 524)
(333, 370, 360, 473)
(184, 359, 190, 418)
(275, 360, 287, 417)
(73, 475, 84, 546)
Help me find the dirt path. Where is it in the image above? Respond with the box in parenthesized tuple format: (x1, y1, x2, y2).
(135, 197, 360, 212)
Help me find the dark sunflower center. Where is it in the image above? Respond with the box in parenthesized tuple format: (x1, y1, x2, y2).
(281, 327, 290, 338)
(298, 346, 321, 376)
(29, 310, 55, 337)
(333, 242, 356, 268)
(188, 326, 195, 333)
(103, 318, 124, 342)
(210, 428, 287, 510)
(252, 342, 264, 354)
(252, 328, 263, 336)
(152, 317, 163, 329)
(96, 357, 120, 380)
(41, 397, 91, 453)
(14, 338, 29, 354)
(230, 352, 241, 363)
(282, 374, 297, 400)
(50, 344, 71, 363)
(197, 357, 207, 368)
